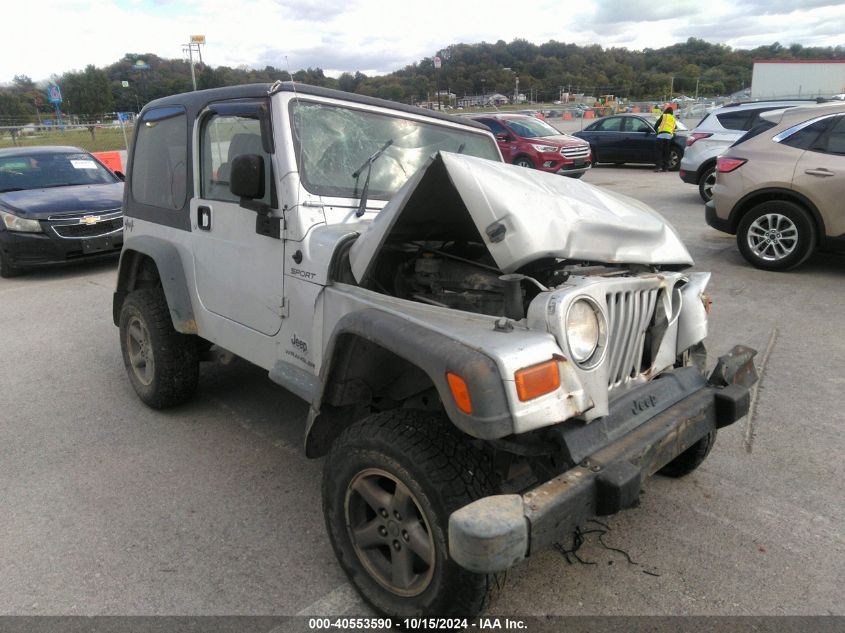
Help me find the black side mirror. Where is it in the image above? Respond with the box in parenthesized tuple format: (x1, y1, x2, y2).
(230, 154, 265, 200)
(113, 170, 125, 182)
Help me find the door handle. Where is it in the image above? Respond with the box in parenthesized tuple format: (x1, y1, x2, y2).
(197, 205, 212, 230)
(804, 168, 834, 177)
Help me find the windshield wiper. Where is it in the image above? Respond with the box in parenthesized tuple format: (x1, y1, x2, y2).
(351, 139, 393, 218)
(0, 187, 26, 193)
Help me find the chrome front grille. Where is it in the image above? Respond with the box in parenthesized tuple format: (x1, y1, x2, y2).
(49, 210, 123, 239)
(52, 217, 123, 238)
(605, 288, 660, 388)
(560, 145, 590, 159)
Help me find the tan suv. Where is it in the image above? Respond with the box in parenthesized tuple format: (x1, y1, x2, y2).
(706, 102, 845, 270)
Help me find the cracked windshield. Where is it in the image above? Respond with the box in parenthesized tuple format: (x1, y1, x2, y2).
(291, 101, 498, 200)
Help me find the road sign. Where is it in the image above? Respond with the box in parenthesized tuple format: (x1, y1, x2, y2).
(190, 34, 206, 44)
(47, 85, 62, 104)
(121, 80, 129, 88)
(434, 56, 441, 69)
(133, 60, 150, 70)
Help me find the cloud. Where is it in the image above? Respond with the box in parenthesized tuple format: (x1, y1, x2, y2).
(733, 0, 843, 15)
(590, 0, 703, 24)
(272, 0, 355, 21)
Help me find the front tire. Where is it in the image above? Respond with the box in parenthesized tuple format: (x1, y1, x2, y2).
(736, 201, 816, 271)
(119, 287, 199, 408)
(322, 410, 503, 619)
(512, 156, 534, 168)
(698, 166, 716, 202)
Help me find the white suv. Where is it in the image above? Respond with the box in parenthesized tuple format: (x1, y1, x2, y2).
(680, 100, 817, 201)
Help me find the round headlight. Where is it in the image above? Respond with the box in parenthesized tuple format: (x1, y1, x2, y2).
(566, 299, 600, 363)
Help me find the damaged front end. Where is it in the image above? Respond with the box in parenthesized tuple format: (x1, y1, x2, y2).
(331, 151, 760, 573)
(448, 346, 758, 574)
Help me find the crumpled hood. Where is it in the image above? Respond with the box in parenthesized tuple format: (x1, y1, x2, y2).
(350, 152, 692, 283)
(0, 183, 123, 219)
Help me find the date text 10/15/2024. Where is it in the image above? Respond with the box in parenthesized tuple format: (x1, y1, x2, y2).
(308, 617, 528, 630)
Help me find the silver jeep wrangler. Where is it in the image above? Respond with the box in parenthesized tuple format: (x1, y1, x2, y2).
(113, 82, 757, 619)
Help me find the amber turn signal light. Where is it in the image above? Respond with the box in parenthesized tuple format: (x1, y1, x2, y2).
(515, 359, 561, 402)
(447, 372, 473, 414)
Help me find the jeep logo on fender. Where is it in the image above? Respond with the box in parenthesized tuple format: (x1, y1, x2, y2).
(631, 394, 658, 415)
(291, 334, 308, 354)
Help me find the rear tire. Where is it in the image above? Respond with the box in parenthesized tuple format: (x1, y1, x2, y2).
(119, 287, 199, 408)
(736, 200, 816, 271)
(659, 431, 716, 478)
(698, 166, 716, 202)
(668, 148, 681, 171)
(322, 410, 504, 619)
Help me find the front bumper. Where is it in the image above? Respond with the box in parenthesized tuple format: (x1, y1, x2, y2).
(556, 162, 591, 178)
(0, 224, 123, 270)
(449, 348, 757, 573)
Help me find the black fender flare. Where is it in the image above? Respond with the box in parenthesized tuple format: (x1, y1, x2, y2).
(304, 308, 514, 457)
(113, 235, 197, 334)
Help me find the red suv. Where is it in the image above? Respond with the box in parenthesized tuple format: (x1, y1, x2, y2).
(470, 113, 591, 178)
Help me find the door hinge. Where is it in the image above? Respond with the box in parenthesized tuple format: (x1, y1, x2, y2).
(279, 297, 290, 319)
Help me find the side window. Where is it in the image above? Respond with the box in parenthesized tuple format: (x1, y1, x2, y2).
(625, 117, 653, 133)
(480, 119, 509, 137)
(131, 107, 187, 210)
(779, 119, 832, 151)
(593, 117, 622, 132)
(200, 114, 272, 204)
(815, 116, 845, 155)
(716, 110, 752, 131)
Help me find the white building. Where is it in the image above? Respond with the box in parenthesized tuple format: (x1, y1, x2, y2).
(751, 60, 845, 100)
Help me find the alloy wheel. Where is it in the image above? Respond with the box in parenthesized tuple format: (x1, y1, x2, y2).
(345, 468, 436, 597)
(126, 315, 155, 386)
(746, 213, 798, 261)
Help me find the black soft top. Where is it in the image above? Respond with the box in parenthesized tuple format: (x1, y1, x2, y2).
(142, 82, 488, 132)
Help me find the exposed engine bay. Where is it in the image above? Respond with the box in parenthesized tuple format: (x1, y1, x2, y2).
(365, 239, 660, 318)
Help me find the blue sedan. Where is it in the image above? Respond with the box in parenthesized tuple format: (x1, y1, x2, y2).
(573, 114, 688, 170)
(0, 146, 124, 277)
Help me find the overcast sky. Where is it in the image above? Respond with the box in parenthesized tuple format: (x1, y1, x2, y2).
(2, 0, 843, 84)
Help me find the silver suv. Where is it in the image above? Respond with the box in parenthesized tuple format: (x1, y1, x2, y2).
(114, 82, 757, 620)
(680, 100, 817, 201)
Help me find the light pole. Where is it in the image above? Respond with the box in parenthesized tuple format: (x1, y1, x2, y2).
(183, 35, 206, 91)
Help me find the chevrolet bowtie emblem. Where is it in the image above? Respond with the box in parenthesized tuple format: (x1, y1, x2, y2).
(81, 215, 100, 225)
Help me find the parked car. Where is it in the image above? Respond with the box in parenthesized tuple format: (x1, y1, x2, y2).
(469, 113, 591, 177)
(707, 101, 845, 270)
(573, 113, 688, 170)
(680, 100, 818, 202)
(0, 146, 125, 277)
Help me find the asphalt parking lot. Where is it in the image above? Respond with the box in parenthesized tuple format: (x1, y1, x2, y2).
(1, 165, 843, 617)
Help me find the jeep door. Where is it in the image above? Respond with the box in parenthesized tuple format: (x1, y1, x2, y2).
(191, 101, 285, 336)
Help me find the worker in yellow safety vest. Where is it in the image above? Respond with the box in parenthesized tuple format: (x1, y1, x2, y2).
(654, 107, 677, 172)
(651, 104, 661, 115)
